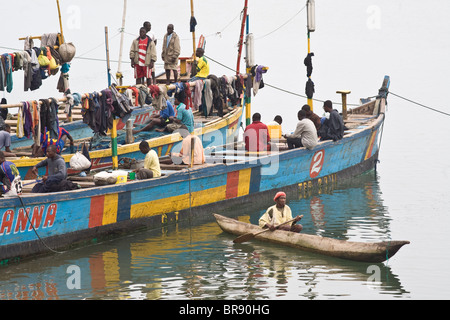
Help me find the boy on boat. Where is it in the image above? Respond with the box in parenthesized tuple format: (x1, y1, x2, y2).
(143, 21, 157, 85)
(259, 192, 303, 232)
(130, 27, 157, 86)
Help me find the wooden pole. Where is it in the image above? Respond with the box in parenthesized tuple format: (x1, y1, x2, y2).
(116, 0, 127, 86)
(111, 118, 119, 170)
(307, 30, 313, 111)
(236, 0, 248, 75)
(244, 14, 251, 126)
(190, 0, 196, 56)
(337, 90, 351, 120)
(190, 136, 195, 168)
(105, 26, 111, 87)
(56, 0, 65, 44)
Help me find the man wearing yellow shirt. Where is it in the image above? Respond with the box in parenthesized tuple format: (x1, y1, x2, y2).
(135, 140, 161, 179)
(191, 48, 209, 80)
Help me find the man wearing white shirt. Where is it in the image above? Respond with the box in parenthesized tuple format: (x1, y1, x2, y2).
(283, 110, 318, 150)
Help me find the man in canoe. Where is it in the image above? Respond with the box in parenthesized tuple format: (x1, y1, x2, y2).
(259, 191, 303, 232)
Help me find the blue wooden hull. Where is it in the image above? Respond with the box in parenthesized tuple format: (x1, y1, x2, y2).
(0, 95, 386, 263)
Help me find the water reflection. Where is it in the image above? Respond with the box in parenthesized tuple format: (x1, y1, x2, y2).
(0, 172, 410, 300)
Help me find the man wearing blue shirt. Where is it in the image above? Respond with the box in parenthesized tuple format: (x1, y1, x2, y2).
(157, 91, 194, 133)
(133, 100, 175, 133)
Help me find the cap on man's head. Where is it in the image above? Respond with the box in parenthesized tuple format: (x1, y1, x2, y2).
(274, 191, 286, 201)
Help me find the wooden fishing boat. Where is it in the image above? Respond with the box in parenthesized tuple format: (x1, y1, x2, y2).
(10, 105, 243, 179)
(213, 214, 409, 263)
(0, 76, 395, 264)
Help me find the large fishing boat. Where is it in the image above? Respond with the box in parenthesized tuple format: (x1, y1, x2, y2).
(0, 76, 397, 263)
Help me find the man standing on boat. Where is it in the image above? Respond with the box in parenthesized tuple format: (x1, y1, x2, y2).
(319, 100, 345, 141)
(161, 24, 181, 85)
(143, 21, 157, 85)
(244, 113, 271, 152)
(130, 27, 157, 86)
(283, 109, 318, 150)
(134, 140, 161, 179)
(259, 192, 303, 232)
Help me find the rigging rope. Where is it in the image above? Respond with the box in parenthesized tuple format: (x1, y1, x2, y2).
(388, 91, 450, 117)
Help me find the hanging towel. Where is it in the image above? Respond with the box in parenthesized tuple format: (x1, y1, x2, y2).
(16, 104, 24, 138)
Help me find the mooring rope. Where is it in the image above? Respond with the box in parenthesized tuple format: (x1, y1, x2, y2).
(17, 195, 65, 255)
(389, 91, 450, 117)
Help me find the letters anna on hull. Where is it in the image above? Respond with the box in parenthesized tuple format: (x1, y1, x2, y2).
(0, 77, 390, 264)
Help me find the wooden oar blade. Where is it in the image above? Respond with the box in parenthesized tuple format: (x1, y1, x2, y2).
(233, 232, 256, 244)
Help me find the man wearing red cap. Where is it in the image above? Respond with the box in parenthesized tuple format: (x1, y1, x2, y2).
(259, 191, 303, 232)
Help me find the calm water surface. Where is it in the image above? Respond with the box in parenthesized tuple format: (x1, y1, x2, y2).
(0, 172, 410, 300)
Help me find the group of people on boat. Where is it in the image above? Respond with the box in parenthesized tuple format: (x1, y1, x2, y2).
(130, 21, 209, 87)
(243, 100, 346, 152)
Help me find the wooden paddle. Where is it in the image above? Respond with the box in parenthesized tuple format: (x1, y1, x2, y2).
(233, 215, 303, 244)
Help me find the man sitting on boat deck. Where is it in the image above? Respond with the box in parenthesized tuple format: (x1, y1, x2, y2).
(0, 124, 16, 157)
(168, 128, 205, 166)
(259, 192, 303, 232)
(156, 91, 194, 134)
(31, 145, 78, 193)
(133, 140, 161, 180)
(133, 100, 175, 134)
(319, 100, 345, 141)
(0, 151, 22, 197)
(301, 104, 321, 131)
(190, 48, 209, 81)
(283, 109, 318, 150)
(244, 113, 271, 152)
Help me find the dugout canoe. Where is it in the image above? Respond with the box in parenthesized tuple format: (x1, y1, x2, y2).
(214, 214, 409, 263)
